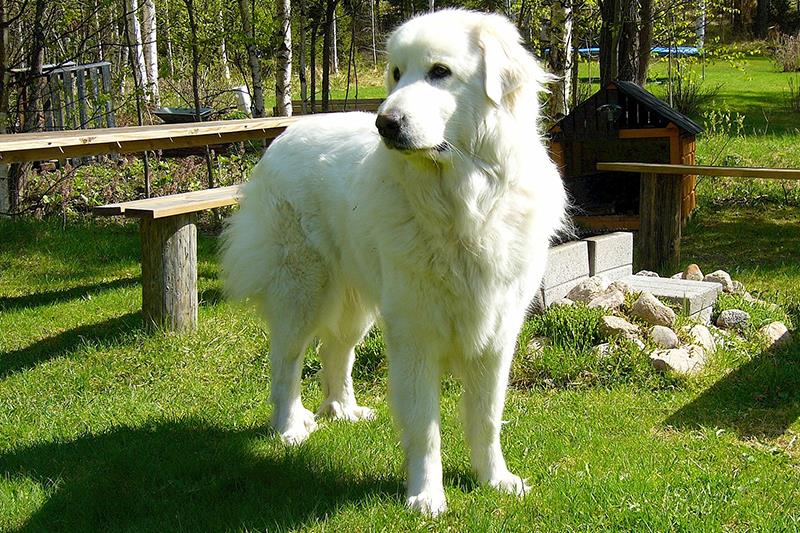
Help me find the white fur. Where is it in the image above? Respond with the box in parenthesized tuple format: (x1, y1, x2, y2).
(221, 9, 566, 517)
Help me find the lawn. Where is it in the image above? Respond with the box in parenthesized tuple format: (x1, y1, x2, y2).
(2, 54, 800, 531)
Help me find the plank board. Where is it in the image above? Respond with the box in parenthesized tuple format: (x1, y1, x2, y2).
(598, 162, 800, 180)
(0, 116, 302, 163)
(94, 184, 243, 219)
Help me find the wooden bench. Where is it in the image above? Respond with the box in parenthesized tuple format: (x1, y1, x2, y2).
(94, 185, 243, 331)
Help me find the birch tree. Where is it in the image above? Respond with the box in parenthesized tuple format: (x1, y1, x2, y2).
(125, 0, 149, 102)
(547, 0, 573, 117)
(238, 0, 264, 117)
(275, 0, 292, 116)
(142, 0, 159, 105)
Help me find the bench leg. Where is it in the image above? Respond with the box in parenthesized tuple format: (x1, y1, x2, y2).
(140, 214, 198, 332)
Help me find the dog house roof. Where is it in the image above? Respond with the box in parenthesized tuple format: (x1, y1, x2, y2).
(549, 80, 703, 136)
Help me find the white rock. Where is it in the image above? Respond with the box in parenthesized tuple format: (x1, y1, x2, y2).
(594, 343, 612, 358)
(600, 315, 640, 340)
(635, 270, 659, 277)
(649, 347, 705, 375)
(731, 280, 746, 295)
(650, 325, 679, 349)
(683, 264, 704, 281)
(696, 307, 713, 325)
(551, 297, 574, 307)
(685, 343, 706, 359)
(704, 270, 734, 293)
(566, 276, 607, 303)
(760, 321, 792, 349)
(716, 309, 751, 329)
(632, 338, 646, 350)
(671, 272, 684, 279)
(608, 280, 632, 295)
(631, 292, 676, 327)
(685, 324, 716, 353)
(588, 289, 625, 310)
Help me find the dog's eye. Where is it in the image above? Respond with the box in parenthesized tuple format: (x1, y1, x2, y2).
(428, 64, 451, 80)
(393, 67, 401, 82)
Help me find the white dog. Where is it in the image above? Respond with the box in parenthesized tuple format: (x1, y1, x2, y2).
(221, 9, 566, 516)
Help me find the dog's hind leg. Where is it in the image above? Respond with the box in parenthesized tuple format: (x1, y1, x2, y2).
(268, 319, 318, 445)
(316, 290, 375, 421)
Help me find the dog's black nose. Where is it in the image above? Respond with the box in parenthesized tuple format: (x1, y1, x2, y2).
(375, 112, 403, 141)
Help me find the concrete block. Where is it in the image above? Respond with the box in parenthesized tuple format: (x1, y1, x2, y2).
(585, 232, 633, 276)
(542, 240, 589, 288)
(594, 264, 633, 284)
(621, 275, 722, 316)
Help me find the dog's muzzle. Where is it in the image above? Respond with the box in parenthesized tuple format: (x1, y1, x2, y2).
(375, 112, 448, 153)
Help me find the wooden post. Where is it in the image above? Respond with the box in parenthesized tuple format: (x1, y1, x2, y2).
(638, 172, 681, 272)
(62, 70, 75, 129)
(76, 68, 88, 128)
(140, 214, 198, 332)
(100, 63, 116, 128)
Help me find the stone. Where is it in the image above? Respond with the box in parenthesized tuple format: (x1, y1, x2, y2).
(671, 272, 684, 279)
(632, 338, 646, 350)
(696, 307, 713, 325)
(683, 263, 704, 281)
(594, 343, 612, 358)
(600, 315, 640, 340)
(551, 297, 574, 307)
(704, 270, 735, 293)
(685, 324, 716, 353)
(631, 292, 676, 327)
(527, 337, 547, 356)
(608, 280, 632, 295)
(650, 325, 679, 349)
(566, 276, 606, 303)
(716, 309, 751, 329)
(635, 270, 659, 277)
(588, 289, 625, 310)
(649, 347, 705, 375)
(760, 321, 792, 349)
(732, 280, 746, 295)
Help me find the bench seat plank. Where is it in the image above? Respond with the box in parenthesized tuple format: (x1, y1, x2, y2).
(93, 184, 243, 219)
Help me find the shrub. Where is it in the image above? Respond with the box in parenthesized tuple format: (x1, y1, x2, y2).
(786, 76, 800, 113)
(772, 33, 800, 72)
(665, 69, 721, 117)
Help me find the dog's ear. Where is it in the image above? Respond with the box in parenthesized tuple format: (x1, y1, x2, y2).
(477, 15, 552, 109)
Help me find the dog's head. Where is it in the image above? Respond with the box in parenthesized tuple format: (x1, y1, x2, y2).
(376, 9, 550, 160)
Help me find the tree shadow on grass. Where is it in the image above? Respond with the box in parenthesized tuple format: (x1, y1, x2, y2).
(665, 339, 800, 438)
(0, 420, 402, 532)
(0, 278, 139, 312)
(0, 312, 142, 379)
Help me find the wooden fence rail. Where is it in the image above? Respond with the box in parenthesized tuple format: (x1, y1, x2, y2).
(597, 162, 800, 272)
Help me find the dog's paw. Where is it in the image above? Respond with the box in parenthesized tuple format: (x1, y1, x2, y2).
(316, 401, 375, 422)
(276, 407, 318, 445)
(406, 489, 447, 517)
(488, 471, 531, 497)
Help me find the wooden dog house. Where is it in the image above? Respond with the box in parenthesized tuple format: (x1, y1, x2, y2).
(548, 81, 703, 230)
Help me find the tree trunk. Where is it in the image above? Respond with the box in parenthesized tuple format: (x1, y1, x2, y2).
(125, 0, 149, 102)
(164, 2, 174, 77)
(322, 0, 337, 111)
(275, 0, 292, 116)
(0, 0, 10, 216)
(617, 0, 639, 82)
(239, 0, 264, 117)
(755, 0, 769, 38)
(331, 10, 339, 75)
(547, 0, 573, 118)
(142, 0, 159, 105)
(184, 0, 215, 188)
(637, 0, 652, 86)
(599, 0, 619, 87)
(298, 0, 308, 113)
(310, 22, 318, 112)
(369, 0, 377, 66)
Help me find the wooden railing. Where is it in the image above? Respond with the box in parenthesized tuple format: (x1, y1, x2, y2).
(597, 162, 800, 271)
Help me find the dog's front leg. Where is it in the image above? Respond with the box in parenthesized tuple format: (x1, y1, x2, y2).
(461, 343, 530, 496)
(386, 329, 446, 517)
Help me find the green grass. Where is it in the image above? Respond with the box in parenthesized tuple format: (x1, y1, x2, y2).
(2, 210, 800, 531)
(3, 54, 800, 531)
